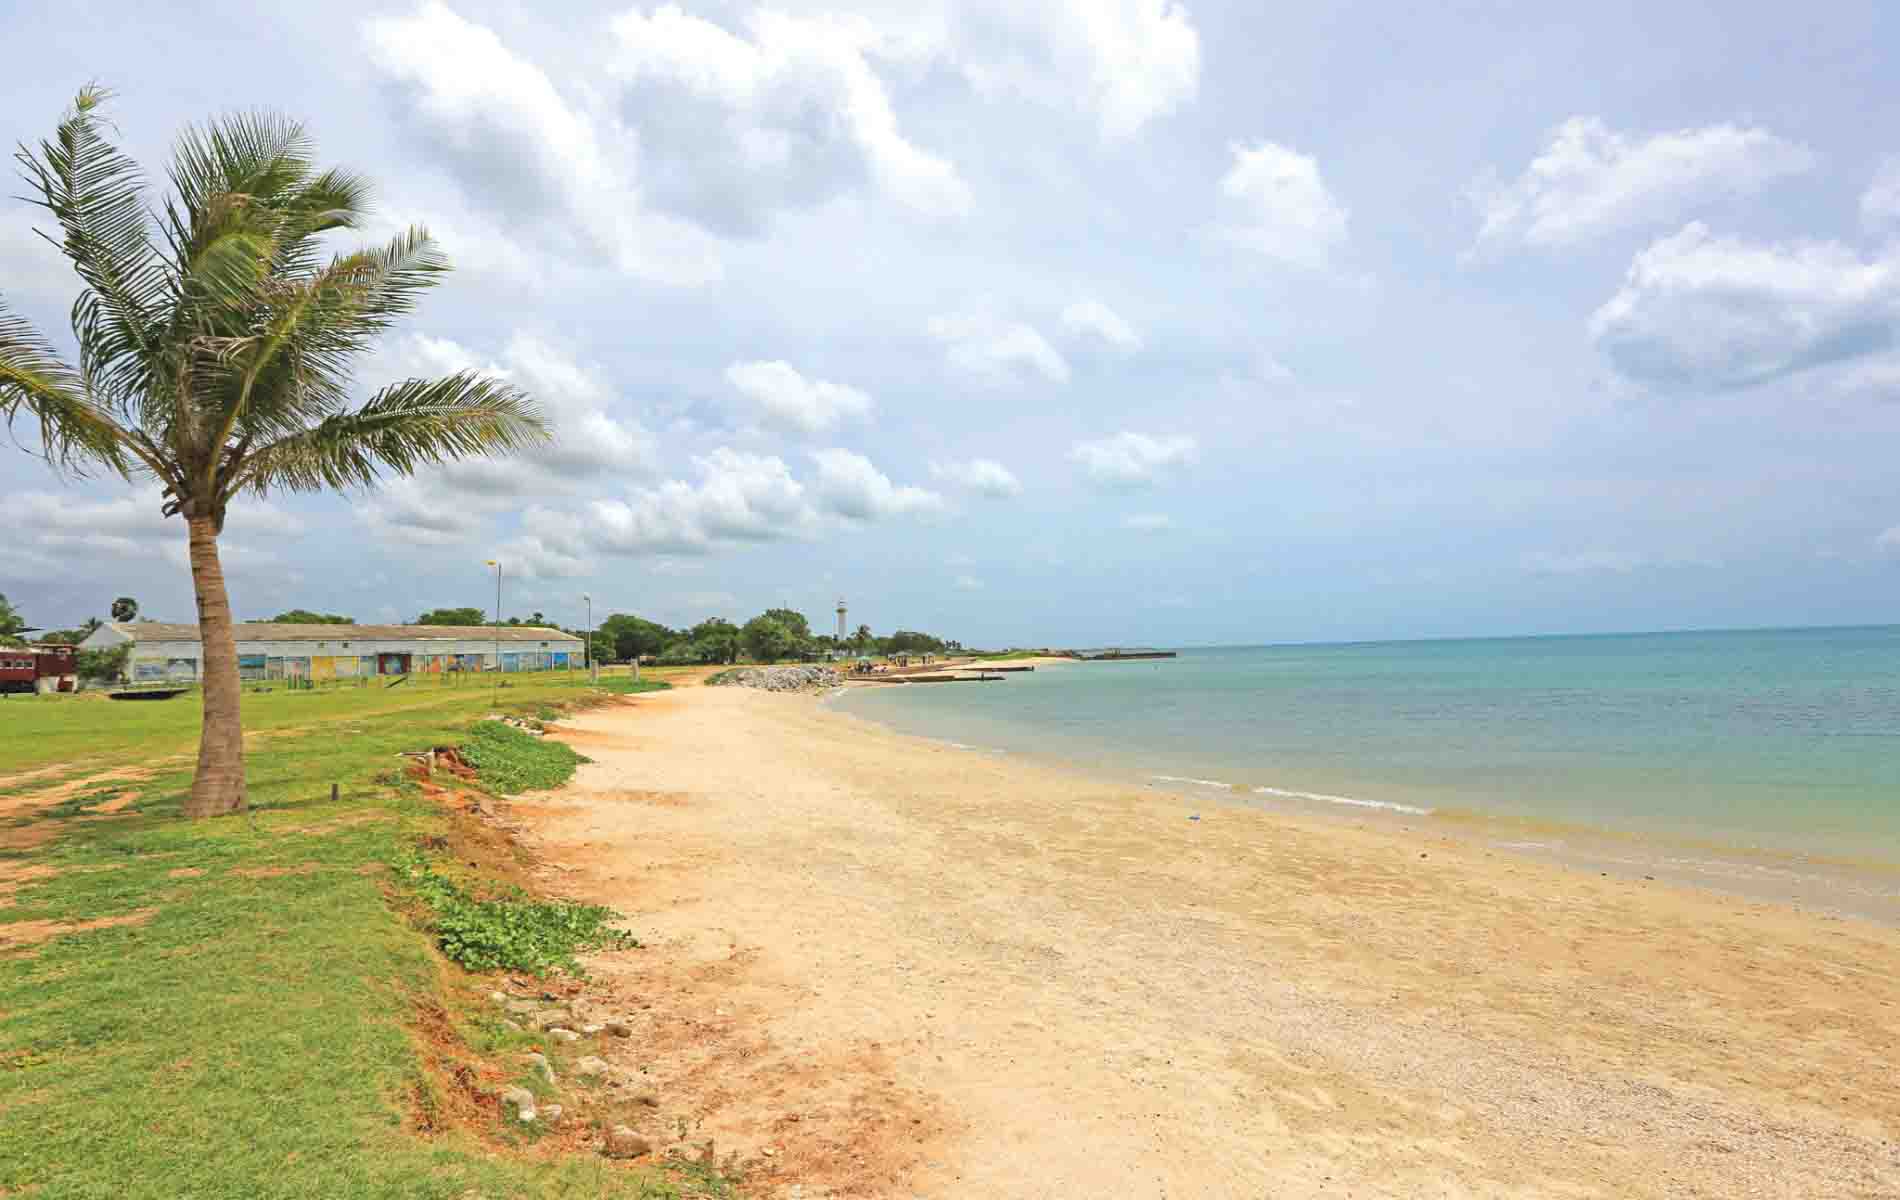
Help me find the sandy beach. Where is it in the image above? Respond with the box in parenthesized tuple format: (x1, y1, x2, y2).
(513, 682, 1900, 1198)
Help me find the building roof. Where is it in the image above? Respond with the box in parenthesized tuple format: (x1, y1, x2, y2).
(98, 622, 582, 644)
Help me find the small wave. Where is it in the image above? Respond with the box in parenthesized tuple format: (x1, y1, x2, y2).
(1152, 774, 1238, 790)
(1252, 785, 1433, 816)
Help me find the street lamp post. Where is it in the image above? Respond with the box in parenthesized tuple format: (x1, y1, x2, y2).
(584, 593, 596, 685)
(486, 560, 501, 707)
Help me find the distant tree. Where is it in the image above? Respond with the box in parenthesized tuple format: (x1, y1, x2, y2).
(852, 623, 873, 653)
(584, 630, 615, 665)
(110, 596, 138, 623)
(760, 607, 812, 640)
(0, 593, 30, 646)
(40, 617, 103, 644)
(688, 618, 741, 664)
(269, 609, 353, 624)
(887, 629, 945, 654)
(600, 613, 672, 662)
(741, 615, 797, 663)
(77, 643, 130, 683)
(655, 639, 702, 666)
(417, 607, 489, 626)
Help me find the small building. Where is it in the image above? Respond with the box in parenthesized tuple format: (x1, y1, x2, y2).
(77, 622, 584, 683)
(0, 644, 78, 695)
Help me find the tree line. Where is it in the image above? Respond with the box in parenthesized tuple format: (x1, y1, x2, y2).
(596, 609, 960, 666)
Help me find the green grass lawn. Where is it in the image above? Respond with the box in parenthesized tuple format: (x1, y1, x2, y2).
(0, 675, 698, 1199)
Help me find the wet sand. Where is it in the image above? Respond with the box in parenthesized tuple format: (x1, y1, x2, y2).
(517, 684, 1900, 1198)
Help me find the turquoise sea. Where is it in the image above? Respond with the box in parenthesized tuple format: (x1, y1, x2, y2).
(831, 627, 1900, 874)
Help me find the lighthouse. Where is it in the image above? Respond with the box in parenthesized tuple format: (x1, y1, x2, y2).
(836, 597, 848, 643)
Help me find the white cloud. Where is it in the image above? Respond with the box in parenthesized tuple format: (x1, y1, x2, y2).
(1823, 352, 1900, 401)
(928, 313, 1071, 384)
(1877, 526, 1900, 554)
(357, 332, 659, 531)
(608, 5, 970, 233)
(1862, 157, 1900, 233)
(810, 448, 944, 519)
(546, 447, 820, 558)
(0, 218, 72, 305)
(1064, 0, 1201, 139)
(1069, 432, 1196, 489)
(929, 458, 1022, 498)
(1123, 512, 1173, 532)
(725, 360, 874, 433)
(3, 487, 303, 567)
(1590, 223, 1900, 391)
(953, 0, 1200, 140)
(952, 573, 984, 591)
(1471, 117, 1814, 254)
(363, 2, 722, 283)
(1060, 298, 1143, 350)
(359, 477, 489, 547)
(1215, 141, 1350, 270)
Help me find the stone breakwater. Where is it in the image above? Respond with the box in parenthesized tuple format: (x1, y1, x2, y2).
(704, 665, 841, 692)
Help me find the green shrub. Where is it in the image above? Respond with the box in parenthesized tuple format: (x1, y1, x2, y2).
(595, 677, 672, 695)
(458, 719, 588, 794)
(398, 854, 637, 976)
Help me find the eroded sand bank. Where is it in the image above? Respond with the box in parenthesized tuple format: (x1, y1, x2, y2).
(514, 685, 1900, 1198)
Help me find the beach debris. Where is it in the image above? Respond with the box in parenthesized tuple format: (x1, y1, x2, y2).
(603, 1125, 653, 1159)
(704, 665, 841, 692)
(1189, 814, 1200, 821)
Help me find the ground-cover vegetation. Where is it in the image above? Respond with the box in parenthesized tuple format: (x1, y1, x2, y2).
(458, 719, 590, 794)
(0, 674, 705, 1198)
(400, 852, 636, 976)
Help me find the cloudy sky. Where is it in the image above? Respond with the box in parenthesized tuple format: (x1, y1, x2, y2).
(4, 0, 1900, 646)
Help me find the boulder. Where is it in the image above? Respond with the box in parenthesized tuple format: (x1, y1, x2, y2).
(704, 665, 842, 693)
(574, 1055, 610, 1078)
(602, 1125, 652, 1159)
(500, 1085, 537, 1123)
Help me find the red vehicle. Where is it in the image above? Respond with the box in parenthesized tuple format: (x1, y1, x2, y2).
(1, 645, 78, 695)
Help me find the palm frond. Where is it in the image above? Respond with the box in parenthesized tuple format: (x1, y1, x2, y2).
(224, 371, 547, 498)
(14, 87, 167, 416)
(207, 226, 449, 449)
(0, 299, 134, 473)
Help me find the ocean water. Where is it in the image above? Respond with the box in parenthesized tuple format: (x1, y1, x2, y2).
(831, 627, 1900, 866)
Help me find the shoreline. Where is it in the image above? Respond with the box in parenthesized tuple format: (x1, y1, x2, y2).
(825, 678, 1900, 927)
(518, 685, 1900, 1197)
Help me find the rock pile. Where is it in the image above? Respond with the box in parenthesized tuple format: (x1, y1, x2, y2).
(705, 665, 841, 692)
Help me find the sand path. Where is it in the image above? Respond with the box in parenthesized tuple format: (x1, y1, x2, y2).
(517, 686, 1900, 1198)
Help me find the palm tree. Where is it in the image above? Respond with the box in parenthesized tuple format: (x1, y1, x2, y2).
(852, 623, 873, 654)
(110, 596, 138, 623)
(0, 89, 546, 817)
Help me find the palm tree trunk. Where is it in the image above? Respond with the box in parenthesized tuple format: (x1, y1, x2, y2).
(183, 515, 247, 818)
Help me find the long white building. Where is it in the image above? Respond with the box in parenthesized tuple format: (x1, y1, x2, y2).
(79, 621, 585, 683)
